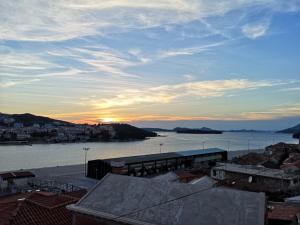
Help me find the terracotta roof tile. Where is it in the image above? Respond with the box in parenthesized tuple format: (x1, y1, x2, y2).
(26, 192, 75, 209)
(0, 173, 15, 180)
(0, 193, 30, 225)
(12, 171, 35, 179)
(0, 190, 85, 225)
(268, 203, 300, 221)
(0, 171, 35, 181)
(63, 189, 87, 200)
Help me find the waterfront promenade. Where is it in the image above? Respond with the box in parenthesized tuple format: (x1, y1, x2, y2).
(30, 164, 97, 190)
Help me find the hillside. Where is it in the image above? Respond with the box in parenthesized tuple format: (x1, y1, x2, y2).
(0, 113, 157, 144)
(277, 123, 300, 133)
(0, 113, 72, 127)
(113, 124, 157, 140)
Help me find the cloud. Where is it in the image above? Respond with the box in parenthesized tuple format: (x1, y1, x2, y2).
(48, 47, 141, 78)
(280, 86, 300, 92)
(240, 103, 300, 120)
(241, 22, 270, 39)
(45, 103, 300, 124)
(0, 52, 55, 70)
(0, 48, 87, 88)
(183, 74, 196, 81)
(87, 79, 283, 109)
(158, 42, 226, 58)
(0, 78, 40, 88)
(0, 0, 298, 41)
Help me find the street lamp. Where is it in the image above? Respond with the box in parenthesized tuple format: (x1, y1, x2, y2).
(83, 147, 90, 176)
(159, 143, 163, 154)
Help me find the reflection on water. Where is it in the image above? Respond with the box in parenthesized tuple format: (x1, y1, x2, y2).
(0, 132, 297, 171)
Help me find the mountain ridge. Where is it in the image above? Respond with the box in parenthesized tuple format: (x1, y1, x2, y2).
(277, 123, 300, 133)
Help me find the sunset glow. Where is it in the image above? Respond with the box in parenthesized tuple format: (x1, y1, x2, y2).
(0, 1, 299, 129)
(101, 118, 120, 123)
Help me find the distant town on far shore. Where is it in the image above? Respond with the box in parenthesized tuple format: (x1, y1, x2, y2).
(1, 113, 299, 145)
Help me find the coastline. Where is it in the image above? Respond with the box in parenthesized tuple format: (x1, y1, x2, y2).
(0, 132, 296, 172)
(0, 137, 151, 146)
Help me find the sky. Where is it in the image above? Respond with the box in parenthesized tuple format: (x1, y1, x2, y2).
(0, 0, 300, 130)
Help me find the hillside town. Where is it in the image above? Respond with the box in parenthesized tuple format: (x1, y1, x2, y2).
(0, 114, 156, 144)
(1, 142, 300, 225)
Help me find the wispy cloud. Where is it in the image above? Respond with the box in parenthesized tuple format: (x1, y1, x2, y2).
(0, 78, 40, 88)
(1, 1, 298, 41)
(47, 47, 142, 78)
(86, 79, 284, 109)
(183, 74, 196, 81)
(158, 41, 226, 59)
(280, 86, 300, 92)
(240, 103, 300, 120)
(241, 21, 270, 39)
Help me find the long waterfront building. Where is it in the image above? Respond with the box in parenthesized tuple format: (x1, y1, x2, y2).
(87, 148, 227, 179)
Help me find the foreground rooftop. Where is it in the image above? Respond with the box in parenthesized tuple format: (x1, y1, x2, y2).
(69, 173, 265, 225)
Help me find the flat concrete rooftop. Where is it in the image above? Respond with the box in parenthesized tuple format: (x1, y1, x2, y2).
(214, 163, 300, 180)
(91, 148, 226, 165)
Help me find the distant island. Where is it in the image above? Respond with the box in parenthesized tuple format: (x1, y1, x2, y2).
(225, 129, 269, 133)
(174, 127, 223, 134)
(0, 113, 157, 145)
(142, 128, 174, 132)
(143, 127, 222, 134)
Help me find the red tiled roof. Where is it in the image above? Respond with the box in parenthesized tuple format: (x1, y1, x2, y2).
(281, 160, 300, 169)
(0, 173, 15, 180)
(0, 193, 30, 225)
(268, 203, 300, 221)
(0, 190, 86, 225)
(25, 192, 75, 209)
(175, 171, 197, 179)
(13, 171, 35, 179)
(11, 199, 73, 225)
(0, 171, 35, 181)
(63, 189, 87, 200)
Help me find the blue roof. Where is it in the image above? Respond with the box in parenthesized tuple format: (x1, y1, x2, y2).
(177, 148, 226, 157)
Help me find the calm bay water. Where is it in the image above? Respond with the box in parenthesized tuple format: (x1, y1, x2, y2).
(0, 132, 297, 171)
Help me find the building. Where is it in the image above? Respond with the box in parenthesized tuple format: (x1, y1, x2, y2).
(13, 123, 23, 129)
(68, 173, 266, 225)
(33, 123, 40, 128)
(0, 171, 35, 192)
(211, 163, 300, 191)
(87, 148, 227, 180)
